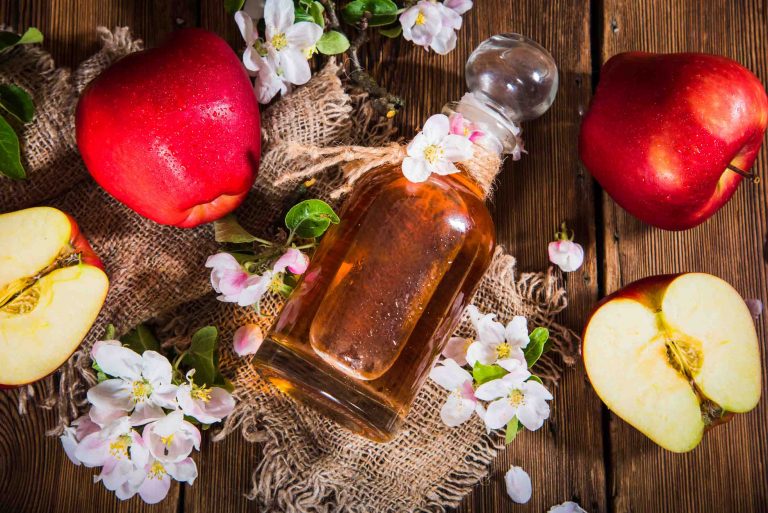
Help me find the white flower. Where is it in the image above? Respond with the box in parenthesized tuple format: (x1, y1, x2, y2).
(177, 370, 236, 424)
(235, 0, 322, 103)
(143, 410, 201, 463)
(403, 114, 473, 183)
(505, 465, 532, 504)
(233, 324, 264, 357)
(87, 341, 178, 427)
(429, 358, 479, 427)
(441, 336, 471, 366)
(465, 305, 529, 371)
(206, 253, 250, 303)
(137, 456, 198, 504)
(548, 240, 584, 272)
(548, 501, 588, 513)
(475, 365, 553, 431)
(400, 0, 464, 55)
(59, 413, 100, 465)
(445, 0, 473, 15)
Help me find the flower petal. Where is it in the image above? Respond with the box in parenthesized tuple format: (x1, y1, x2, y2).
(205, 252, 241, 271)
(548, 501, 588, 513)
(278, 47, 312, 85)
(474, 378, 510, 402)
(285, 21, 323, 50)
(483, 398, 517, 430)
(429, 358, 472, 391)
(402, 157, 431, 183)
(265, 0, 294, 34)
(440, 394, 476, 427)
(233, 324, 264, 357)
(524, 380, 554, 401)
(141, 351, 174, 386)
(505, 465, 532, 504)
(60, 427, 81, 465)
(87, 379, 133, 414)
(138, 471, 172, 504)
(501, 363, 531, 387)
(465, 340, 497, 367)
(441, 134, 473, 161)
(517, 401, 547, 431)
(441, 336, 469, 366)
(234, 10, 256, 44)
(91, 341, 142, 381)
(421, 114, 451, 142)
(167, 457, 198, 485)
(445, 0, 473, 15)
(130, 402, 166, 426)
(406, 132, 430, 157)
(505, 316, 529, 349)
(476, 313, 506, 345)
(243, 0, 265, 20)
(273, 248, 309, 275)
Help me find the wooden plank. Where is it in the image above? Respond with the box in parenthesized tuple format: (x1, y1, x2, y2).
(0, 2, 194, 513)
(192, 1, 607, 513)
(600, 0, 768, 511)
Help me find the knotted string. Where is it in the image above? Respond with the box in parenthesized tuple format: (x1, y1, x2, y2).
(277, 141, 504, 199)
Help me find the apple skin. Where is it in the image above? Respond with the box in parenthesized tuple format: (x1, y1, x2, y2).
(76, 28, 261, 228)
(64, 212, 104, 270)
(580, 52, 768, 230)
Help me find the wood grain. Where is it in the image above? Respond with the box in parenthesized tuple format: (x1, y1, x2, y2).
(600, 0, 768, 512)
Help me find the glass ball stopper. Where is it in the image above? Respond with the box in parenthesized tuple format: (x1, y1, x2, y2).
(465, 33, 559, 122)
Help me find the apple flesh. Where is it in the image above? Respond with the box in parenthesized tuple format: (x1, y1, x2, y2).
(0, 207, 109, 386)
(76, 28, 261, 228)
(580, 52, 768, 230)
(584, 273, 762, 452)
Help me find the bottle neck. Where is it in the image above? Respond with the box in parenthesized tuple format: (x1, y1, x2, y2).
(443, 92, 523, 158)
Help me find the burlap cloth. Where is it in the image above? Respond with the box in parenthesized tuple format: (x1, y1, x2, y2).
(0, 27, 578, 513)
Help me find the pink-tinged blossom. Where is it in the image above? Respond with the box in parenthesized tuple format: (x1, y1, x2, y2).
(548, 240, 584, 273)
(274, 248, 309, 275)
(233, 324, 264, 357)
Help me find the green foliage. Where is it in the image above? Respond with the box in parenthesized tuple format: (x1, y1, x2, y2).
(104, 324, 117, 340)
(183, 326, 230, 388)
(317, 30, 350, 55)
(92, 361, 109, 383)
(214, 214, 259, 243)
(284, 199, 339, 238)
(523, 327, 549, 367)
(121, 324, 161, 354)
(379, 25, 402, 38)
(0, 27, 43, 53)
(0, 115, 25, 179)
(527, 374, 543, 385)
(505, 417, 522, 444)
(472, 362, 507, 385)
(0, 84, 34, 123)
(224, 0, 246, 15)
(342, 0, 399, 27)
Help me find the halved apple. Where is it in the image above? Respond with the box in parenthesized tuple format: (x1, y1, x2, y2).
(0, 207, 109, 386)
(584, 273, 762, 452)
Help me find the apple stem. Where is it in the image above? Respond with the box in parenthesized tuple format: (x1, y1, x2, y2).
(727, 164, 761, 184)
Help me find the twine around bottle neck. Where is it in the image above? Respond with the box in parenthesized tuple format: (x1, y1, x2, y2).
(278, 141, 503, 199)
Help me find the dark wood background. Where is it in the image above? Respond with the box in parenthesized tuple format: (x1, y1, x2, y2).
(0, 0, 766, 512)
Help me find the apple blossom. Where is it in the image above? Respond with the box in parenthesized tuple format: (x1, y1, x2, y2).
(464, 305, 529, 371)
(548, 240, 584, 273)
(444, 0, 473, 15)
(429, 358, 480, 427)
(403, 114, 473, 183)
(233, 323, 264, 357)
(746, 298, 763, 319)
(59, 413, 100, 465)
(449, 112, 484, 143)
(400, 0, 466, 55)
(548, 501, 588, 513)
(274, 247, 309, 275)
(143, 410, 201, 463)
(88, 341, 178, 426)
(441, 336, 471, 366)
(475, 365, 552, 431)
(505, 465, 532, 504)
(177, 370, 236, 424)
(206, 252, 249, 302)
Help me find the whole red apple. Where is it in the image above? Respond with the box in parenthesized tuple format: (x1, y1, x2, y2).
(580, 52, 768, 230)
(76, 29, 260, 228)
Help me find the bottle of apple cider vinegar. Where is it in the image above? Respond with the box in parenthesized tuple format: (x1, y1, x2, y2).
(253, 34, 558, 441)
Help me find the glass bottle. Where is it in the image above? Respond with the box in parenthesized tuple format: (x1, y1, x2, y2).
(253, 34, 558, 442)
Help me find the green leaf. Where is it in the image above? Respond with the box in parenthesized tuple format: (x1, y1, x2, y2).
(310, 1, 325, 26)
(524, 327, 549, 367)
(341, 0, 399, 27)
(121, 324, 161, 354)
(527, 374, 543, 385)
(294, 11, 315, 22)
(285, 199, 339, 238)
(214, 214, 258, 243)
(92, 360, 109, 382)
(104, 324, 117, 340)
(224, 0, 246, 15)
(472, 362, 507, 385)
(379, 25, 402, 38)
(0, 84, 34, 123)
(0, 28, 43, 52)
(505, 417, 522, 444)
(0, 115, 25, 179)
(316, 31, 350, 55)
(183, 326, 220, 386)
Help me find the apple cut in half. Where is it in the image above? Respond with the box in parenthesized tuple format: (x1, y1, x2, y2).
(0, 207, 109, 386)
(584, 273, 762, 452)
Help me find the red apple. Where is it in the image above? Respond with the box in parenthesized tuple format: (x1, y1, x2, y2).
(0, 207, 109, 387)
(76, 28, 260, 228)
(583, 273, 762, 452)
(580, 52, 768, 230)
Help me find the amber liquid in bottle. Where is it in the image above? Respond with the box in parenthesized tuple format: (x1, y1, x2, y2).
(253, 164, 495, 441)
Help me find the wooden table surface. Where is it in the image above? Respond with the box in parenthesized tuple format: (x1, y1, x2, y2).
(0, 1, 767, 512)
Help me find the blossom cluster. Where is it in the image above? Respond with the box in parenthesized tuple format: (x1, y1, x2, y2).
(430, 305, 553, 432)
(60, 340, 235, 503)
(400, 0, 473, 55)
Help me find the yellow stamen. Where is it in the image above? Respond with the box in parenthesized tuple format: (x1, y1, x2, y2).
(509, 389, 524, 407)
(271, 32, 288, 51)
(149, 460, 166, 479)
(423, 144, 443, 164)
(160, 433, 175, 446)
(191, 385, 212, 402)
(415, 11, 426, 25)
(496, 343, 511, 359)
(131, 380, 152, 403)
(108, 435, 131, 458)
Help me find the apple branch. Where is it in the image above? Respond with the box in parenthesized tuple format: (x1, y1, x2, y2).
(727, 163, 761, 184)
